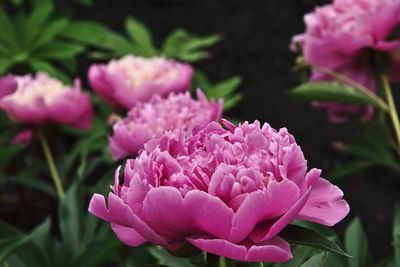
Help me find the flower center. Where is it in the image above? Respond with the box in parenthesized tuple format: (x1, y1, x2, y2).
(109, 56, 180, 89)
(3, 74, 67, 106)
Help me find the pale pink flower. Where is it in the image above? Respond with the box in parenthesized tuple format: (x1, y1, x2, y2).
(291, 0, 400, 122)
(109, 90, 223, 160)
(88, 55, 193, 109)
(0, 73, 93, 129)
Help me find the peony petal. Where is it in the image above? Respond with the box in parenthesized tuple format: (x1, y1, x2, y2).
(111, 223, 147, 246)
(142, 187, 234, 241)
(230, 179, 300, 243)
(187, 235, 292, 262)
(88, 193, 172, 249)
(249, 187, 311, 243)
(0, 75, 17, 98)
(296, 178, 350, 226)
(184, 190, 234, 239)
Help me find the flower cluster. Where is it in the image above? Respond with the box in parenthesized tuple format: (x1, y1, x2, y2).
(89, 120, 349, 262)
(109, 90, 223, 160)
(291, 0, 400, 122)
(89, 55, 194, 109)
(0, 73, 93, 129)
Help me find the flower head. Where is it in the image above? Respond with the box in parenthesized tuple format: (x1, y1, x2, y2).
(291, 0, 400, 122)
(109, 90, 223, 160)
(89, 119, 349, 262)
(0, 73, 93, 129)
(88, 55, 193, 109)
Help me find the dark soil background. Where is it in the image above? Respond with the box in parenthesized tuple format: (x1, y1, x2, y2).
(4, 0, 400, 262)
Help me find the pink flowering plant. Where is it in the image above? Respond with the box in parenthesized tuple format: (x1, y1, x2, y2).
(7, 0, 400, 267)
(109, 90, 223, 160)
(291, 0, 400, 179)
(90, 119, 349, 264)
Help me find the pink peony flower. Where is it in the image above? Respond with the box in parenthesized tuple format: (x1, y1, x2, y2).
(89, 119, 349, 262)
(0, 73, 93, 129)
(291, 0, 400, 122)
(88, 55, 193, 109)
(108, 90, 223, 160)
(11, 129, 33, 145)
(0, 75, 17, 98)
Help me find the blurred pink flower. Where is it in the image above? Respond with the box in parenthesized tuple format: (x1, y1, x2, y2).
(11, 129, 33, 145)
(0, 73, 93, 129)
(291, 0, 400, 122)
(109, 90, 223, 160)
(88, 55, 193, 109)
(89, 119, 349, 262)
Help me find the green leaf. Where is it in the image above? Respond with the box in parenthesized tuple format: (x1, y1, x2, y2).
(148, 247, 196, 267)
(343, 122, 396, 167)
(290, 82, 388, 111)
(10, 0, 24, 6)
(0, 7, 18, 48)
(61, 21, 135, 56)
(0, 235, 32, 262)
(29, 59, 70, 83)
(125, 16, 157, 56)
(223, 94, 243, 111)
(73, 0, 92, 6)
(0, 57, 13, 75)
(59, 182, 81, 259)
(34, 41, 85, 59)
(394, 205, 400, 267)
(29, 218, 53, 267)
(272, 246, 316, 267)
(0, 145, 24, 180)
(280, 224, 351, 258)
(32, 18, 69, 49)
(376, 256, 395, 267)
(345, 218, 374, 267)
(300, 252, 328, 267)
(0, 221, 22, 238)
(68, 229, 122, 267)
(328, 160, 375, 180)
(162, 29, 220, 62)
(24, 0, 54, 46)
(208, 76, 242, 98)
(7, 174, 57, 198)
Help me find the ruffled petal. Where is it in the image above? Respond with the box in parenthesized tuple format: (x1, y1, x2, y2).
(230, 179, 300, 243)
(187, 235, 292, 262)
(142, 187, 234, 241)
(296, 178, 350, 226)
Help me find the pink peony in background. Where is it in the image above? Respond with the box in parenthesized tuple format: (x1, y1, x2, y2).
(0, 73, 93, 129)
(89, 119, 349, 262)
(108, 90, 223, 160)
(88, 55, 193, 109)
(291, 0, 400, 122)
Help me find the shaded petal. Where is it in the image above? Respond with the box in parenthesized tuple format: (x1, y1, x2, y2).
(296, 178, 350, 226)
(230, 179, 300, 243)
(187, 235, 292, 263)
(88, 193, 171, 249)
(0, 75, 17, 98)
(142, 187, 234, 241)
(111, 223, 147, 246)
(249, 187, 311, 243)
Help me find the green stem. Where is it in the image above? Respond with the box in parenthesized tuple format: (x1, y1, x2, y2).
(379, 73, 400, 154)
(259, 263, 264, 267)
(311, 64, 378, 99)
(38, 131, 65, 199)
(220, 257, 226, 267)
(207, 253, 220, 267)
